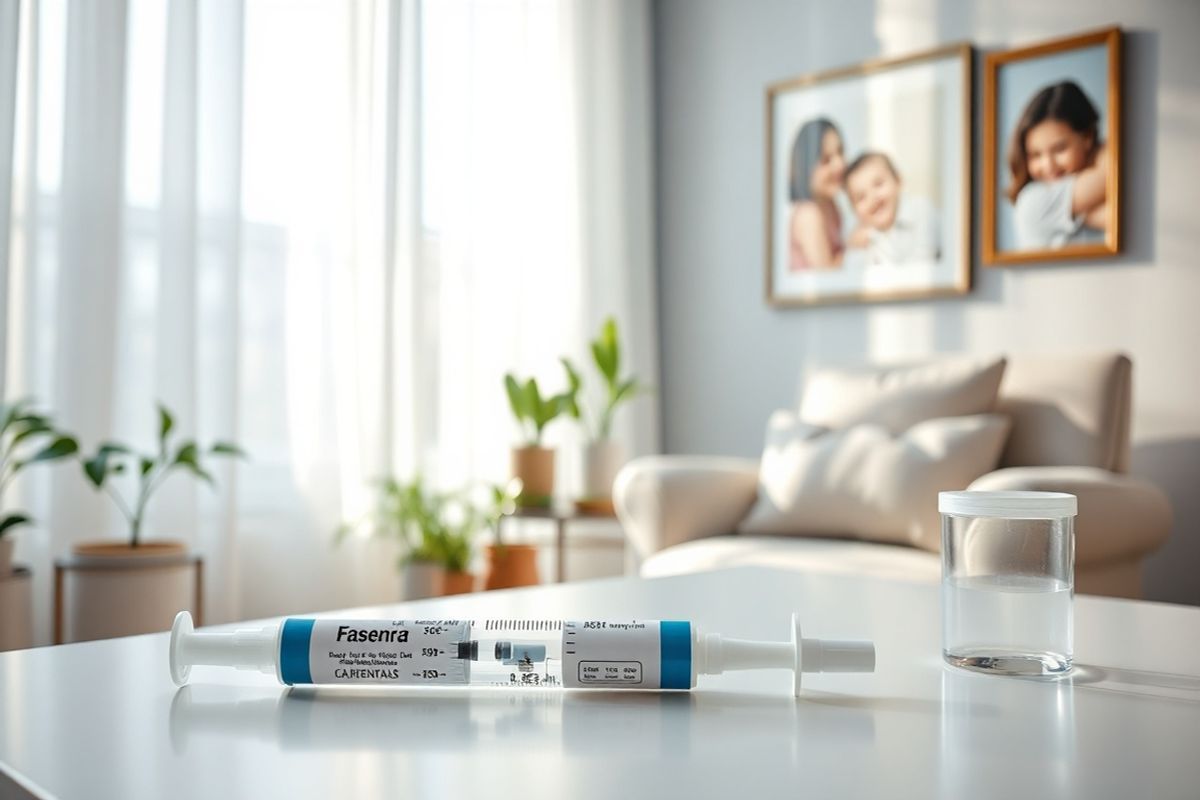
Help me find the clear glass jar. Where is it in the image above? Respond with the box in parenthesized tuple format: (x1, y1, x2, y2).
(939, 491, 1077, 676)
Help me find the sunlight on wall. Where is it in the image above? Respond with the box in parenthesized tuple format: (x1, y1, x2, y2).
(868, 305, 936, 362)
(874, 0, 939, 55)
(867, 0, 941, 364)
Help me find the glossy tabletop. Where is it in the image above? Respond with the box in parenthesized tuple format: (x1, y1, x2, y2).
(1, 567, 1199, 799)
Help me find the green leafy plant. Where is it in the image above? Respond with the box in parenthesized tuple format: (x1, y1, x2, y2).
(561, 317, 645, 441)
(0, 399, 79, 538)
(80, 404, 245, 547)
(503, 370, 576, 446)
(338, 476, 511, 573)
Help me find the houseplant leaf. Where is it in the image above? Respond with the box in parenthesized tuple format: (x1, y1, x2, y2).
(0, 513, 31, 537)
(591, 340, 615, 385)
(559, 358, 583, 420)
(179, 461, 215, 486)
(504, 374, 526, 420)
(174, 441, 199, 464)
(158, 405, 174, 455)
(561, 358, 582, 394)
(83, 455, 108, 488)
(524, 379, 544, 441)
(173, 441, 214, 485)
(0, 400, 32, 437)
(613, 377, 640, 406)
(25, 436, 79, 464)
(10, 419, 52, 447)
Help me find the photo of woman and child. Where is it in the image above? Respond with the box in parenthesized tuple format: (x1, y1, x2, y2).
(1004, 81, 1108, 250)
(986, 29, 1119, 261)
(766, 44, 970, 305)
(787, 118, 940, 270)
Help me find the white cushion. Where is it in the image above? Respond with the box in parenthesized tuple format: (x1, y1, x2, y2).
(641, 535, 941, 584)
(738, 412, 1011, 551)
(799, 356, 1007, 434)
(997, 353, 1131, 471)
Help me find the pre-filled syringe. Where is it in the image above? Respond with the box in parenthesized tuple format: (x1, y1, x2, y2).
(169, 612, 874, 697)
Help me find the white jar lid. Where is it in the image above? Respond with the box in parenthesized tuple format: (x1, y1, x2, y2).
(938, 490, 1077, 519)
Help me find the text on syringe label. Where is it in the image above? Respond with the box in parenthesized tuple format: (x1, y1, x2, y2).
(306, 620, 471, 685)
(578, 661, 643, 684)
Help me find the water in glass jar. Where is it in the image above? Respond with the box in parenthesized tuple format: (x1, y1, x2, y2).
(942, 574, 1073, 676)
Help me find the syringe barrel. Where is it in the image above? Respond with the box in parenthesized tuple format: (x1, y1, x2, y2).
(171, 612, 874, 695)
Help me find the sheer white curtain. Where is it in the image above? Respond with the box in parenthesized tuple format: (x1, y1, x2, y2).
(1, 0, 657, 643)
(421, 0, 659, 494)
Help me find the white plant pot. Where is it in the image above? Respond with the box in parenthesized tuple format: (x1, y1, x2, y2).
(583, 439, 625, 500)
(402, 560, 443, 600)
(0, 567, 33, 651)
(60, 541, 199, 644)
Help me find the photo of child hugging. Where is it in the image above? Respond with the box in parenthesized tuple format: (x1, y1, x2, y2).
(1005, 80, 1107, 250)
(984, 27, 1120, 263)
(843, 152, 940, 265)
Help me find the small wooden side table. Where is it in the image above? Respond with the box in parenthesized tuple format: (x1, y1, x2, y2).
(496, 503, 621, 583)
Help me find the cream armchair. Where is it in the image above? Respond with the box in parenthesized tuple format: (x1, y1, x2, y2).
(615, 354, 1171, 599)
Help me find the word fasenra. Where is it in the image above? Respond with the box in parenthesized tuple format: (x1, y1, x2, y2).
(336, 626, 411, 643)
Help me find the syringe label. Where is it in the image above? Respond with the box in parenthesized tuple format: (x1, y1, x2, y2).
(561, 621, 691, 689)
(293, 620, 472, 686)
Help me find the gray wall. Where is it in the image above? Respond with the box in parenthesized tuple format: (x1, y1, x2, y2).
(653, 0, 1200, 604)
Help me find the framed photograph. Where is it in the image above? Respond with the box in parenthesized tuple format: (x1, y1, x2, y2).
(983, 27, 1121, 265)
(765, 44, 972, 307)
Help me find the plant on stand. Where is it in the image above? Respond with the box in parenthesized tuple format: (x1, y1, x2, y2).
(0, 400, 78, 576)
(503, 370, 575, 508)
(65, 404, 244, 642)
(561, 317, 646, 514)
(338, 476, 492, 598)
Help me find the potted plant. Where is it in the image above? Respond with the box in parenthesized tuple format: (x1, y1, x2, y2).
(562, 317, 645, 514)
(339, 476, 485, 598)
(65, 404, 244, 642)
(0, 400, 77, 651)
(0, 400, 79, 575)
(503, 371, 574, 508)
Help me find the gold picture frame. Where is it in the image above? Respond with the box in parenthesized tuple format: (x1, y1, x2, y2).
(764, 44, 973, 307)
(983, 27, 1122, 265)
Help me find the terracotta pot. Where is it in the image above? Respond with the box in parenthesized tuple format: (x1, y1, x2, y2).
(582, 439, 625, 502)
(61, 539, 199, 644)
(511, 446, 555, 507)
(438, 570, 476, 596)
(484, 543, 540, 590)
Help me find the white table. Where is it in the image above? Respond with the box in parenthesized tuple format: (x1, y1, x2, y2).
(1, 567, 1198, 799)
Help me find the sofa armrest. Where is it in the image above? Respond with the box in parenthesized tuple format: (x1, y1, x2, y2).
(613, 456, 760, 560)
(967, 466, 1172, 565)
